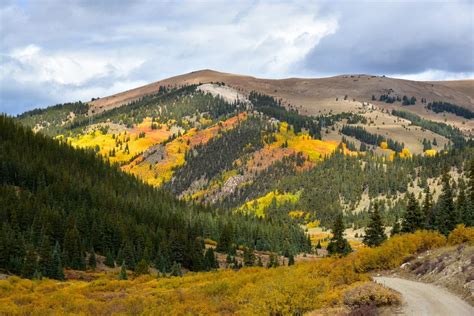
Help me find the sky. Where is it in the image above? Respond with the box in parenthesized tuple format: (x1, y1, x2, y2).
(1, 0, 473, 115)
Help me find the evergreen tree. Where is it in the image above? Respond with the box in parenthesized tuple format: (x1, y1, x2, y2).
(216, 223, 233, 253)
(119, 261, 128, 280)
(436, 172, 457, 235)
(88, 248, 97, 270)
(170, 262, 183, 277)
(226, 254, 233, 266)
(401, 193, 425, 233)
(363, 202, 387, 247)
(390, 216, 401, 237)
(243, 247, 256, 267)
(37, 235, 53, 278)
(21, 244, 38, 279)
(316, 240, 322, 249)
(288, 254, 295, 266)
(327, 213, 352, 256)
(104, 251, 115, 268)
(122, 241, 136, 270)
(63, 225, 85, 270)
(51, 242, 64, 280)
(422, 186, 434, 228)
(204, 248, 218, 270)
(267, 254, 279, 268)
(134, 259, 150, 276)
(466, 159, 474, 226)
(457, 179, 469, 225)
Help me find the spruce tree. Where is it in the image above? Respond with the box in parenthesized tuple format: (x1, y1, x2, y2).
(88, 248, 97, 270)
(216, 223, 233, 253)
(63, 225, 85, 270)
(436, 172, 457, 235)
(288, 254, 295, 266)
(466, 159, 474, 226)
(401, 193, 425, 233)
(21, 244, 38, 279)
(390, 216, 401, 237)
(204, 248, 218, 270)
(457, 179, 469, 225)
(38, 235, 53, 278)
(422, 186, 433, 228)
(170, 262, 183, 277)
(363, 202, 387, 247)
(104, 251, 115, 268)
(316, 240, 322, 249)
(243, 247, 256, 267)
(51, 242, 64, 280)
(134, 259, 150, 276)
(327, 213, 352, 256)
(119, 261, 128, 280)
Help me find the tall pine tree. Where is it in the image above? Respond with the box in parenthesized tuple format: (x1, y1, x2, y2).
(436, 172, 457, 235)
(401, 193, 425, 233)
(363, 202, 387, 247)
(327, 213, 352, 256)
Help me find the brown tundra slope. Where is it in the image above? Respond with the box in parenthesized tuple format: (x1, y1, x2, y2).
(89, 69, 474, 116)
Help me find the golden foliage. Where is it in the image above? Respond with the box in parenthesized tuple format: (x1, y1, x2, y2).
(237, 191, 301, 217)
(343, 282, 401, 307)
(447, 224, 474, 246)
(0, 231, 449, 315)
(424, 149, 437, 157)
(352, 230, 446, 272)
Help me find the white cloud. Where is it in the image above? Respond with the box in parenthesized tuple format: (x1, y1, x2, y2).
(0, 0, 472, 115)
(4, 44, 144, 85)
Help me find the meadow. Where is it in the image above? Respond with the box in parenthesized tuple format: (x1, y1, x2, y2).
(1, 228, 469, 315)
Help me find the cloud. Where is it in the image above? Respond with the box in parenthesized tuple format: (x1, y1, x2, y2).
(0, 0, 472, 115)
(301, 1, 474, 77)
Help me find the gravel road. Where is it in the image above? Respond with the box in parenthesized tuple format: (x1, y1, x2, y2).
(374, 277, 473, 316)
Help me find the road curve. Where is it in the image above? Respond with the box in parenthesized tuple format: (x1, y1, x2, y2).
(374, 277, 473, 316)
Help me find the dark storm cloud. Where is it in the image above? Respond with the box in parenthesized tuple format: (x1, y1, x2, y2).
(302, 0, 474, 75)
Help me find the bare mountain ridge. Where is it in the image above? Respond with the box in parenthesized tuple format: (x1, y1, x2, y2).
(89, 69, 474, 117)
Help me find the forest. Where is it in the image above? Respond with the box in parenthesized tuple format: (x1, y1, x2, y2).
(391, 109, 467, 147)
(341, 125, 404, 152)
(427, 101, 474, 119)
(0, 115, 311, 280)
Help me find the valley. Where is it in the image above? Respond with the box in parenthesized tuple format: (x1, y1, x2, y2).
(2, 70, 473, 315)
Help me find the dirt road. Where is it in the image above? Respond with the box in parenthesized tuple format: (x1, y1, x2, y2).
(374, 277, 473, 316)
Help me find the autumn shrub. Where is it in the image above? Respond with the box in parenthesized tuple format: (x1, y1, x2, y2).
(343, 282, 401, 307)
(447, 224, 474, 245)
(0, 230, 451, 315)
(352, 230, 446, 272)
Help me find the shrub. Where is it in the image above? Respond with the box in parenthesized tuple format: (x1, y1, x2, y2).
(344, 282, 401, 307)
(353, 230, 446, 272)
(448, 224, 474, 245)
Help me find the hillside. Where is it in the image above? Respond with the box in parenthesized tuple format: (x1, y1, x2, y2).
(0, 116, 310, 279)
(15, 71, 474, 231)
(89, 69, 474, 114)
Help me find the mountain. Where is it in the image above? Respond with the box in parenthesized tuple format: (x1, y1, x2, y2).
(15, 70, 474, 229)
(0, 115, 309, 278)
(89, 69, 474, 114)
